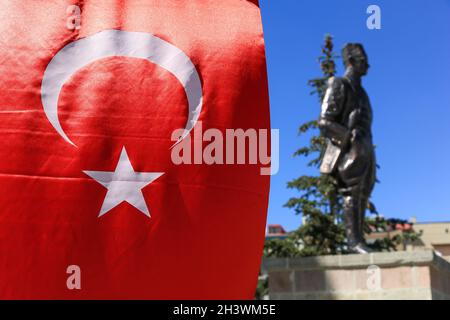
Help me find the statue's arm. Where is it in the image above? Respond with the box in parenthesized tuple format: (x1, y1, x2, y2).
(318, 77, 350, 148)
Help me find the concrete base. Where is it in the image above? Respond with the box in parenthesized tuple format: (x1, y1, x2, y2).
(262, 250, 450, 300)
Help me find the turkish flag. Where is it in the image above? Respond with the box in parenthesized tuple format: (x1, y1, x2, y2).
(0, 0, 270, 299)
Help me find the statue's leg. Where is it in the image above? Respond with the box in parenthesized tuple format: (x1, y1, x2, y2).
(343, 186, 361, 247)
(359, 194, 369, 241)
(358, 156, 376, 245)
(338, 145, 375, 254)
(343, 184, 372, 254)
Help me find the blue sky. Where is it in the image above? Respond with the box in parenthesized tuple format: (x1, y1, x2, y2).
(260, 0, 450, 231)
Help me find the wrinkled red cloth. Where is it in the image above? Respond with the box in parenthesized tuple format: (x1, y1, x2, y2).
(0, 0, 270, 299)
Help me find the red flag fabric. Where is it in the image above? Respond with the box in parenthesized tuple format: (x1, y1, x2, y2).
(0, 1, 270, 299)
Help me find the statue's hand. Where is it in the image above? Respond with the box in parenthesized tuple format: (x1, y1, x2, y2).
(331, 130, 351, 150)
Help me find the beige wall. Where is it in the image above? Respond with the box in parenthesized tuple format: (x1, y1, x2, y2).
(414, 222, 450, 256)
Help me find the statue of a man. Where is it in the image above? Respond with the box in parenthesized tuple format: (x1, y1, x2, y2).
(319, 43, 376, 254)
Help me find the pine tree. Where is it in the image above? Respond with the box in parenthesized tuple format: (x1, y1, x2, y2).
(283, 34, 346, 256)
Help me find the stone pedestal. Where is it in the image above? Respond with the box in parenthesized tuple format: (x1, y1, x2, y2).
(262, 250, 450, 300)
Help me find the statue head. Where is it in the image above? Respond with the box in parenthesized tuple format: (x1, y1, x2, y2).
(342, 43, 369, 76)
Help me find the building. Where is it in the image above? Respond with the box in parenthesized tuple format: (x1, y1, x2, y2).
(363, 219, 450, 261)
(265, 224, 288, 240)
(413, 221, 450, 258)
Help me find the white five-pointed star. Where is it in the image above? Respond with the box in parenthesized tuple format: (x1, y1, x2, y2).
(83, 147, 164, 218)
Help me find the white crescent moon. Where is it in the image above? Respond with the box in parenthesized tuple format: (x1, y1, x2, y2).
(41, 29, 203, 146)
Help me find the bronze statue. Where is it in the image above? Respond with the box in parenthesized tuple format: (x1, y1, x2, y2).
(319, 43, 376, 254)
